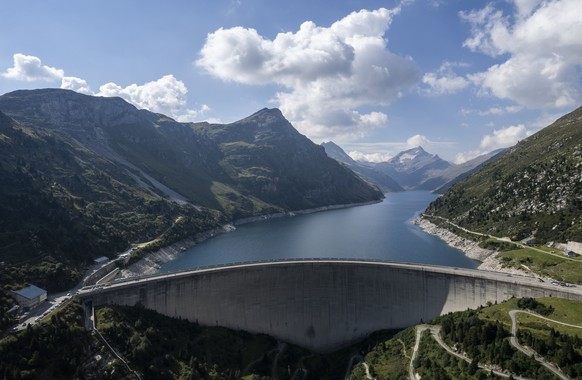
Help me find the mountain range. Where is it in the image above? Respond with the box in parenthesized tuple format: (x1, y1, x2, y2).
(321, 141, 404, 192)
(0, 89, 382, 290)
(322, 142, 504, 192)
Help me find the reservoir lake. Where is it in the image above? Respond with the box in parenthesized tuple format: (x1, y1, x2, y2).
(159, 190, 479, 273)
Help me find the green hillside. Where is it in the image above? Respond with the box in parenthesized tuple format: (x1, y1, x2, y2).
(0, 89, 382, 293)
(196, 108, 383, 211)
(0, 111, 222, 292)
(426, 105, 582, 243)
(2, 297, 581, 379)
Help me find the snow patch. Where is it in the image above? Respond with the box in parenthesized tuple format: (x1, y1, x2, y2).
(399, 153, 418, 163)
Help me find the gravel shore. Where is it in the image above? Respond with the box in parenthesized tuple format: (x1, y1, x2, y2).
(415, 217, 531, 276)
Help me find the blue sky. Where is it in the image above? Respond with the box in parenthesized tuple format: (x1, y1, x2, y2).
(1, 0, 580, 163)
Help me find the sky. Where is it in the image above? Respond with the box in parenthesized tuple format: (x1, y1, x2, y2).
(1, 0, 581, 163)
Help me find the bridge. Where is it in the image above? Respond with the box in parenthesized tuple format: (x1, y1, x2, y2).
(78, 259, 582, 352)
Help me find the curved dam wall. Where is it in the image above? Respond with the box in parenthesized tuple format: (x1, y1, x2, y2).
(80, 260, 582, 352)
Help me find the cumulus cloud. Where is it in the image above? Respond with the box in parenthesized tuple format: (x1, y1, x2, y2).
(406, 134, 431, 148)
(462, 0, 582, 109)
(97, 75, 188, 115)
(422, 61, 470, 95)
(479, 124, 532, 150)
(173, 104, 212, 122)
(2, 53, 207, 122)
(454, 150, 483, 164)
(1, 53, 64, 81)
(61, 76, 92, 94)
(197, 7, 419, 141)
(348, 150, 393, 163)
(97, 75, 211, 122)
(455, 125, 528, 163)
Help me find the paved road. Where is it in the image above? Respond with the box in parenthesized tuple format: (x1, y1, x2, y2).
(409, 326, 425, 380)
(424, 214, 582, 264)
(410, 308, 582, 380)
(410, 325, 529, 380)
(509, 310, 573, 380)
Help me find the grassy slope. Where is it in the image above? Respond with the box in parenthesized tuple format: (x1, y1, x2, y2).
(497, 246, 582, 284)
(427, 105, 582, 242)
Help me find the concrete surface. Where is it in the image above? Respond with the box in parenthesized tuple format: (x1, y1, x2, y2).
(78, 259, 582, 352)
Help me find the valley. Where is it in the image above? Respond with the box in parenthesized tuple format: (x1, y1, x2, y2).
(0, 90, 581, 379)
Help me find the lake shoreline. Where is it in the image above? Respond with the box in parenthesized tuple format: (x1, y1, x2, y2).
(414, 217, 532, 277)
(117, 199, 382, 279)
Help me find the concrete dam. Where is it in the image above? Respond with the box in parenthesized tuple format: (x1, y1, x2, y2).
(79, 259, 582, 352)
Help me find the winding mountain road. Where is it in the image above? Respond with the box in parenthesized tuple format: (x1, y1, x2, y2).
(509, 310, 574, 380)
(409, 308, 582, 380)
(410, 325, 528, 380)
(423, 214, 582, 264)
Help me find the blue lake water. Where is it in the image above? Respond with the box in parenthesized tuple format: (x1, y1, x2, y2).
(159, 190, 479, 273)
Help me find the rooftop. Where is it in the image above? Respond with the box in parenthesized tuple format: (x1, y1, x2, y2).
(13, 284, 46, 300)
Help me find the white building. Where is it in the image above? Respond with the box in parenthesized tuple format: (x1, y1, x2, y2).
(11, 284, 47, 309)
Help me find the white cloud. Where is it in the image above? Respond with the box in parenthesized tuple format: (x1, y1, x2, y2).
(98, 75, 187, 113)
(96, 75, 207, 121)
(454, 150, 483, 164)
(406, 134, 430, 148)
(359, 111, 388, 128)
(1, 53, 64, 82)
(462, 0, 582, 109)
(1, 53, 208, 122)
(197, 7, 419, 142)
(174, 104, 212, 122)
(478, 105, 523, 116)
(422, 61, 470, 95)
(479, 124, 532, 150)
(455, 123, 531, 163)
(61, 76, 92, 94)
(348, 150, 392, 163)
(513, 0, 544, 18)
(462, 105, 524, 116)
(344, 134, 454, 163)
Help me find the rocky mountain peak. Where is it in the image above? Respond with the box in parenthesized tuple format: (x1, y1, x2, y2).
(239, 108, 287, 127)
(321, 141, 356, 164)
(389, 146, 433, 164)
(0, 88, 146, 131)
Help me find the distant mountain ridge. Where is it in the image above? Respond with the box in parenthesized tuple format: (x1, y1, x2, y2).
(0, 88, 382, 289)
(321, 141, 403, 192)
(374, 146, 452, 190)
(434, 148, 508, 194)
(322, 142, 500, 192)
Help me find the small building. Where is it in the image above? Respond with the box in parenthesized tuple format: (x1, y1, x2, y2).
(565, 250, 580, 258)
(94, 256, 109, 264)
(11, 284, 47, 309)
